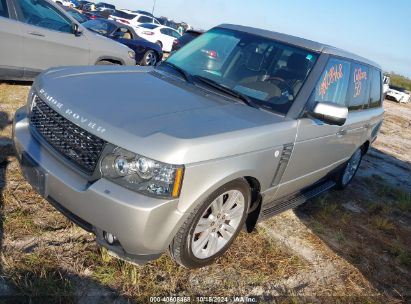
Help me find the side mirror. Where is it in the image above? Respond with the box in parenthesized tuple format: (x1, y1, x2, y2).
(72, 23, 83, 36)
(308, 102, 348, 126)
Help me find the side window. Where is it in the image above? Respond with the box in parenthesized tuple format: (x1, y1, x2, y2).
(312, 58, 351, 106)
(347, 63, 369, 111)
(153, 19, 159, 24)
(170, 30, 180, 38)
(0, 0, 9, 18)
(160, 28, 168, 35)
(17, 0, 72, 33)
(369, 69, 382, 108)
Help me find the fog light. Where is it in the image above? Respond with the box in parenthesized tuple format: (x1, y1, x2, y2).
(103, 231, 117, 245)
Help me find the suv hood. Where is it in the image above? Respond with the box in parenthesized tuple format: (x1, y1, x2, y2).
(34, 66, 295, 164)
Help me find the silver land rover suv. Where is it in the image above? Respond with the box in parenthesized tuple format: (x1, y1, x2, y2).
(13, 24, 384, 268)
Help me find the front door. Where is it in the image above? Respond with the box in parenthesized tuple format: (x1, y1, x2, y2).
(14, 0, 90, 77)
(275, 57, 356, 198)
(0, 0, 24, 78)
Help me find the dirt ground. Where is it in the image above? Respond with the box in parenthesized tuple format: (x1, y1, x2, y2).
(0, 82, 410, 303)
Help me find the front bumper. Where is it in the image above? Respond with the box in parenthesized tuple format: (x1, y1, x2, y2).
(12, 106, 184, 264)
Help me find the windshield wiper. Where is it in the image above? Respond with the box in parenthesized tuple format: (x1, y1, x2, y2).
(160, 61, 193, 84)
(192, 75, 258, 108)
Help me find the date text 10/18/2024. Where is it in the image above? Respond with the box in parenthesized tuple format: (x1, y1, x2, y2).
(149, 296, 258, 303)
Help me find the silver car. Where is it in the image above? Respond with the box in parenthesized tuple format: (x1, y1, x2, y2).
(13, 24, 384, 268)
(0, 0, 135, 80)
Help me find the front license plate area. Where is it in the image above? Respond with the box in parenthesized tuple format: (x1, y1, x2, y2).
(21, 153, 48, 197)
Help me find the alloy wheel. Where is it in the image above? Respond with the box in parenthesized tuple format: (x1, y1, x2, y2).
(191, 190, 245, 259)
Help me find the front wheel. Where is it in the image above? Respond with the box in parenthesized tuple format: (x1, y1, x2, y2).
(335, 148, 363, 189)
(169, 179, 250, 268)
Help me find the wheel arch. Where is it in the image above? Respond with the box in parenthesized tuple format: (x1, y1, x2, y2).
(94, 57, 125, 65)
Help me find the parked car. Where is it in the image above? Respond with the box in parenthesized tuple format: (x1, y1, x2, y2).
(109, 10, 160, 28)
(77, 0, 93, 10)
(171, 29, 203, 52)
(135, 23, 181, 52)
(383, 75, 390, 95)
(157, 16, 179, 30)
(63, 7, 89, 23)
(133, 10, 154, 17)
(0, 0, 135, 80)
(94, 2, 114, 11)
(52, 0, 75, 7)
(13, 24, 384, 269)
(82, 10, 107, 20)
(386, 85, 410, 103)
(83, 19, 163, 65)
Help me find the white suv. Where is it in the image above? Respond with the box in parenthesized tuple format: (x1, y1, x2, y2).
(109, 10, 160, 29)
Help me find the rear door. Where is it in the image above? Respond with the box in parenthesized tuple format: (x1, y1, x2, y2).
(0, 0, 24, 78)
(159, 28, 178, 52)
(14, 0, 90, 77)
(341, 61, 370, 156)
(274, 57, 353, 198)
(365, 68, 385, 142)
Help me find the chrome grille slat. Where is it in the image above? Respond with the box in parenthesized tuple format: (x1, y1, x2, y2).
(30, 96, 106, 175)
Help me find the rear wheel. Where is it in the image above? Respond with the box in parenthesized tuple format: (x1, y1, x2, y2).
(335, 147, 363, 189)
(169, 179, 250, 268)
(140, 50, 157, 66)
(156, 41, 163, 49)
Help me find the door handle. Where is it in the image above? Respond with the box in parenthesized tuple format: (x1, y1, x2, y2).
(29, 31, 45, 37)
(337, 129, 347, 136)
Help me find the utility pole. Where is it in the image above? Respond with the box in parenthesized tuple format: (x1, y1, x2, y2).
(151, 0, 157, 15)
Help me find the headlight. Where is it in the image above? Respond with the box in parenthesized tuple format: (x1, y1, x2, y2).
(128, 51, 135, 59)
(100, 147, 184, 198)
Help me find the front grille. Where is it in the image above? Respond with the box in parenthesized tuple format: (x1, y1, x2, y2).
(30, 96, 106, 175)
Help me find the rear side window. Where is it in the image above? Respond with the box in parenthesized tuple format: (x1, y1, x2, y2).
(369, 69, 382, 108)
(347, 63, 369, 111)
(179, 32, 201, 44)
(312, 58, 351, 106)
(170, 30, 181, 38)
(0, 0, 9, 18)
(17, 0, 72, 33)
(138, 16, 152, 23)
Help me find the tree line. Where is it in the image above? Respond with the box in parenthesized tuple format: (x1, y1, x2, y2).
(385, 72, 411, 91)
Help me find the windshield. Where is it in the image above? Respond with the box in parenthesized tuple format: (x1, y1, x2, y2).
(83, 19, 116, 35)
(167, 28, 318, 114)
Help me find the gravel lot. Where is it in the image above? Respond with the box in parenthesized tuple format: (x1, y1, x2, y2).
(0, 82, 410, 303)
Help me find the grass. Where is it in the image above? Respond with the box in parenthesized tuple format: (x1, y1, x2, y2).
(297, 175, 411, 299)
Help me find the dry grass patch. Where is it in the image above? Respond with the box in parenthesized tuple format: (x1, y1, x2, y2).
(296, 175, 411, 299)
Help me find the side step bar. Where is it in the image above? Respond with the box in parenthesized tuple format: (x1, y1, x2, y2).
(258, 180, 336, 221)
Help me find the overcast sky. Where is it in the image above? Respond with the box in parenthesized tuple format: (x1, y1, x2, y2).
(110, 0, 411, 77)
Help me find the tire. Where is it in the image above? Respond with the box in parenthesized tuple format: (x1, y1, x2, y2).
(335, 147, 363, 189)
(96, 60, 118, 65)
(169, 179, 250, 268)
(156, 41, 163, 49)
(140, 50, 157, 66)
